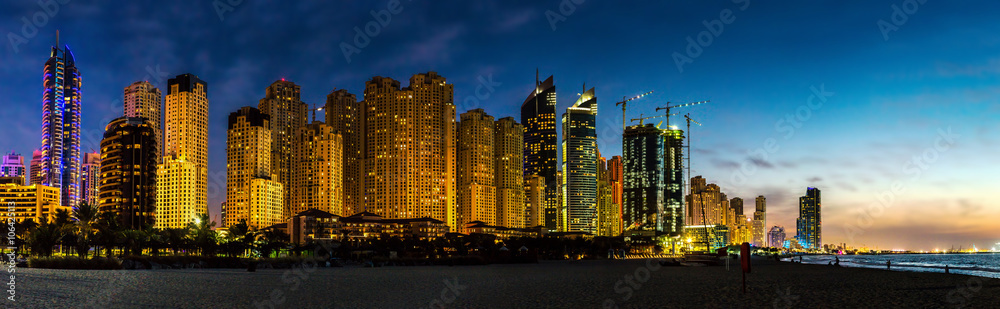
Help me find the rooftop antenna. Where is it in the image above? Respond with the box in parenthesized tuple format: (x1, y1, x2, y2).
(56, 29, 59, 47)
(536, 68, 539, 86)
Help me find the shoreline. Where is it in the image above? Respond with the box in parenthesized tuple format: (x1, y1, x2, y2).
(15, 257, 1000, 308)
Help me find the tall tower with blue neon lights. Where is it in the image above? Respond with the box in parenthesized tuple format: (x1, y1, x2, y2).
(41, 32, 82, 208)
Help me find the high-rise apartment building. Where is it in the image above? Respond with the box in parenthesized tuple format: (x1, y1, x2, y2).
(494, 117, 524, 229)
(29, 149, 43, 186)
(99, 117, 158, 229)
(1, 152, 26, 184)
(662, 129, 685, 236)
(325, 89, 363, 216)
(525, 174, 545, 228)
(124, 81, 163, 158)
(521, 74, 558, 231)
(607, 156, 623, 233)
(797, 187, 822, 249)
(79, 152, 100, 206)
(768, 226, 786, 249)
(561, 87, 598, 233)
(363, 72, 455, 229)
(226, 107, 283, 229)
(596, 156, 621, 237)
(259, 80, 308, 219)
(753, 195, 766, 247)
(157, 74, 209, 228)
(291, 122, 343, 216)
(457, 109, 496, 229)
(622, 124, 665, 232)
(41, 40, 83, 208)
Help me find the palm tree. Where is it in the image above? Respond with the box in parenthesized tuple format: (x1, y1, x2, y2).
(188, 213, 218, 256)
(162, 228, 188, 255)
(72, 202, 100, 257)
(95, 211, 123, 257)
(28, 220, 66, 257)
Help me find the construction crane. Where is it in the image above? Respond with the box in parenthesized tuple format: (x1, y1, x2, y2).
(655, 100, 709, 129)
(679, 113, 713, 252)
(629, 112, 677, 126)
(310, 103, 324, 123)
(615, 91, 654, 131)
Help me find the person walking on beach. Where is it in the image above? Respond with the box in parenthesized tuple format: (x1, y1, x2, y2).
(886, 260, 891, 270)
(835, 256, 840, 267)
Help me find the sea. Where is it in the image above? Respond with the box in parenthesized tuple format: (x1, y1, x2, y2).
(794, 253, 1000, 279)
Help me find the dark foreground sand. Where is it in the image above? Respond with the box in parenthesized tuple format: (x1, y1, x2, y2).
(11, 258, 1000, 308)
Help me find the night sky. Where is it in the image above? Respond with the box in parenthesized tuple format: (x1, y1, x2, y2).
(1, 1, 997, 250)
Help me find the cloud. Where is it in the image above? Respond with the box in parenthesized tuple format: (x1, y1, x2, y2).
(710, 158, 739, 169)
(954, 199, 984, 217)
(807, 176, 822, 183)
(936, 58, 1000, 78)
(747, 157, 775, 169)
(493, 8, 538, 32)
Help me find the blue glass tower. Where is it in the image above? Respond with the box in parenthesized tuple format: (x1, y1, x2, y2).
(41, 40, 82, 208)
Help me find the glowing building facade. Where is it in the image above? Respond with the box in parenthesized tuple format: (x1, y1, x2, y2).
(1, 152, 26, 185)
(0, 183, 62, 223)
(797, 188, 822, 249)
(259, 80, 308, 218)
(98, 117, 158, 228)
(124, 81, 163, 158)
(325, 89, 363, 217)
(521, 74, 558, 231)
(622, 124, 685, 235)
(291, 122, 343, 216)
(494, 117, 525, 229)
(79, 151, 100, 206)
(561, 87, 598, 233)
(41, 42, 83, 208)
(362, 72, 455, 229)
(226, 106, 283, 229)
(157, 74, 208, 229)
(457, 109, 496, 230)
(753, 195, 766, 247)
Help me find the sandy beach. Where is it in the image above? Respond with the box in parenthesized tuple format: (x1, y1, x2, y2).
(12, 258, 1000, 308)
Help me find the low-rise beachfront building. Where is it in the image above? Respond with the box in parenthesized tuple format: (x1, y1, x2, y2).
(0, 183, 63, 223)
(286, 209, 450, 244)
(465, 221, 546, 238)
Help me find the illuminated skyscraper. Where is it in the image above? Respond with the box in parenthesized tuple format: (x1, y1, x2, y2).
(291, 122, 343, 216)
(525, 174, 545, 227)
(1, 152, 26, 184)
(797, 187, 822, 249)
(79, 152, 100, 206)
(561, 87, 598, 233)
(596, 156, 621, 237)
(325, 89, 362, 216)
(607, 156, 623, 232)
(521, 73, 558, 230)
(753, 195, 766, 247)
(363, 72, 455, 229)
(623, 124, 685, 235)
(157, 73, 208, 228)
(41, 39, 83, 208)
(29, 149, 43, 186)
(457, 109, 496, 230)
(99, 117, 157, 229)
(124, 81, 163, 158)
(0, 183, 62, 223)
(226, 107, 283, 229)
(494, 117, 525, 229)
(259, 80, 308, 219)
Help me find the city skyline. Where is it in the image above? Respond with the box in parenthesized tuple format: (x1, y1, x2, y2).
(1, 1, 997, 250)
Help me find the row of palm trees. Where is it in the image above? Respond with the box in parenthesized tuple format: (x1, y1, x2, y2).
(18, 202, 290, 258)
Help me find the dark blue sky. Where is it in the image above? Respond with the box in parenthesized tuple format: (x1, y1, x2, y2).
(1, 1, 997, 250)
